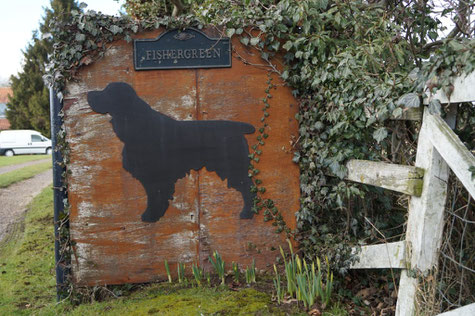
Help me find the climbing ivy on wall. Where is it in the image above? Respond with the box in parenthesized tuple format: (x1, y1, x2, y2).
(46, 0, 475, 279)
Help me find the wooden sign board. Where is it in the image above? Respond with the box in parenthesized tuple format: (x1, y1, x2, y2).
(63, 28, 300, 285)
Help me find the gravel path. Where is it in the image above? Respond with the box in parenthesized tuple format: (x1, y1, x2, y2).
(0, 169, 53, 243)
(0, 158, 51, 175)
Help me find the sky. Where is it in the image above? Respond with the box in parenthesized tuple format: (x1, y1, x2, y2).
(0, 0, 125, 85)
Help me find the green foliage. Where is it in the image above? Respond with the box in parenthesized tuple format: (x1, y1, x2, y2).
(209, 250, 225, 285)
(164, 259, 172, 283)
(245, 259, 257, 284)
(273, 264, 284, 304)
(232, 261, 240, 283)
(177, 262, 186, 284)
(278, 244, 334, 310)
(7, 0, 79, 137)
(191, 262, 204, 286)
(0, 187, 57, 314)
(123, 0, 204, 19)
(398, 38, 475, 110)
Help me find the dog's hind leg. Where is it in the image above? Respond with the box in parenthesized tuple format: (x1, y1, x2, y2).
(141, 182, 176, 223)
(230, 176, 256, 219)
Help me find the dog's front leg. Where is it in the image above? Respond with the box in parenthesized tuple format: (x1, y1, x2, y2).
(141, 182, 176, 222)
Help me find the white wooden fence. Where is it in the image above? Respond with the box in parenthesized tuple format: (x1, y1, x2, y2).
(348, 71, 475, 315)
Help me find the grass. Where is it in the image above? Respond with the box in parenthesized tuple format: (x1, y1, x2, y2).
(0, 154, 50, 168)
(0, 186, 309, 315)
(0, 187, 57, 315)
(0, 161, 52, 188)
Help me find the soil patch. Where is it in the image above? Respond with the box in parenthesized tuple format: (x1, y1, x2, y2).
(0, 170, 52, 243)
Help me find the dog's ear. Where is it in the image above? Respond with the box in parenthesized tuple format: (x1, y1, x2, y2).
(88, 82, 138, 115)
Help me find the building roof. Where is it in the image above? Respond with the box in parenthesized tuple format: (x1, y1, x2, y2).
(0, 118, 10, 130)
(0, 87, 12, 103)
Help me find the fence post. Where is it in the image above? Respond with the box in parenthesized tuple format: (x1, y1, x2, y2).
(395, 107, 450, 315)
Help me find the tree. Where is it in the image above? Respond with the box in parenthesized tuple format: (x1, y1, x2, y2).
(7, 0, 79, 137)
(123, 0, 200, 19)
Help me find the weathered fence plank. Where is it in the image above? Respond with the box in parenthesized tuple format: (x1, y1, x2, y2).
(424, 113, 475, 198)
(346, 160, 424, 196)
(350, 241, 406, 269)
(424, 71, 475, 104)
(437, 303, 475, 316)
(396, 107, 450, 316)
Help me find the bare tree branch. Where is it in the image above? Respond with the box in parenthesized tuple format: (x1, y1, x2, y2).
(170, 0, 184, 17)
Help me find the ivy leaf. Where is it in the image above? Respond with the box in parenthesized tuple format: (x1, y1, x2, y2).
(329, 161, 346, 179)
(226, 28, 235, 37)
(109, 25, 122, 35)
(75, 33, 86, 42)
(396, 92, 420, 108)
(428, 99, 442, 115)
(281, 70, 289, 80)
(392, 107, 403, 118)
(240, 37, 250, 46)
(250, 37, 260, 46)
(283, 41, 293, 51)
(449, 40, 464, 50)
(79, 2, 88, 9)
(373, 127, 388, 143)
(292, 12, 300, 24)
(319, 0, 329, 10)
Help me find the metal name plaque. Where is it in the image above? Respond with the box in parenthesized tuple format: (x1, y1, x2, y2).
(134, 28, 231, 70)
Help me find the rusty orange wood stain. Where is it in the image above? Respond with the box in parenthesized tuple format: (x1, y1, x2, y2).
(64, 29, 300, 285)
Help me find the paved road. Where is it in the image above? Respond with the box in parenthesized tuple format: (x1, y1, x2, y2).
(0, 158, 51, 175)
(0, 169, 53, 243)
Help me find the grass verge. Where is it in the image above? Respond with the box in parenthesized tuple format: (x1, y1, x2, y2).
(0, 187, 57, 315)
(0, 162, 52, 188)
(0, 155, 50, 168)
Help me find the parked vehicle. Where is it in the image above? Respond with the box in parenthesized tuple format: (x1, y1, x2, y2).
(0, 130, 52, 156)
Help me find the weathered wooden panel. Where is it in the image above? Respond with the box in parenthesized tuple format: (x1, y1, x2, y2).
(350, 241, 407, 269)
(437, 303, 475, 316)
(424, 112, 475, 199)
(346, 160, 424, 196)
(64, 29, 299, 285)
(396, 107, 450, 316)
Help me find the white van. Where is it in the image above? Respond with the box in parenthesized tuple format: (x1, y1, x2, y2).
(0, 130, 52, 156)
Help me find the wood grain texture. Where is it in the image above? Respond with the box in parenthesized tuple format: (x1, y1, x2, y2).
(346, 160, 424, 196)
(396, 107, 450, 316)
(350, 241, 407, 269)
(64, 29, 299, 285)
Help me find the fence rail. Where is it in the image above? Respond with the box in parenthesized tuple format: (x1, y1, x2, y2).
(349, 71, 475, 315)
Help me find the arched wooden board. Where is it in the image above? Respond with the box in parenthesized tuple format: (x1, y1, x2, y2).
(63, 28, 299, 285)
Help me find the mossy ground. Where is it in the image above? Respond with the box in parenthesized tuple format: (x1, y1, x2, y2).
(0, 186, 349, 315)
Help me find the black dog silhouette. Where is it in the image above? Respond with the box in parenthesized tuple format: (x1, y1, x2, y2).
(87, 82, 256, 222)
